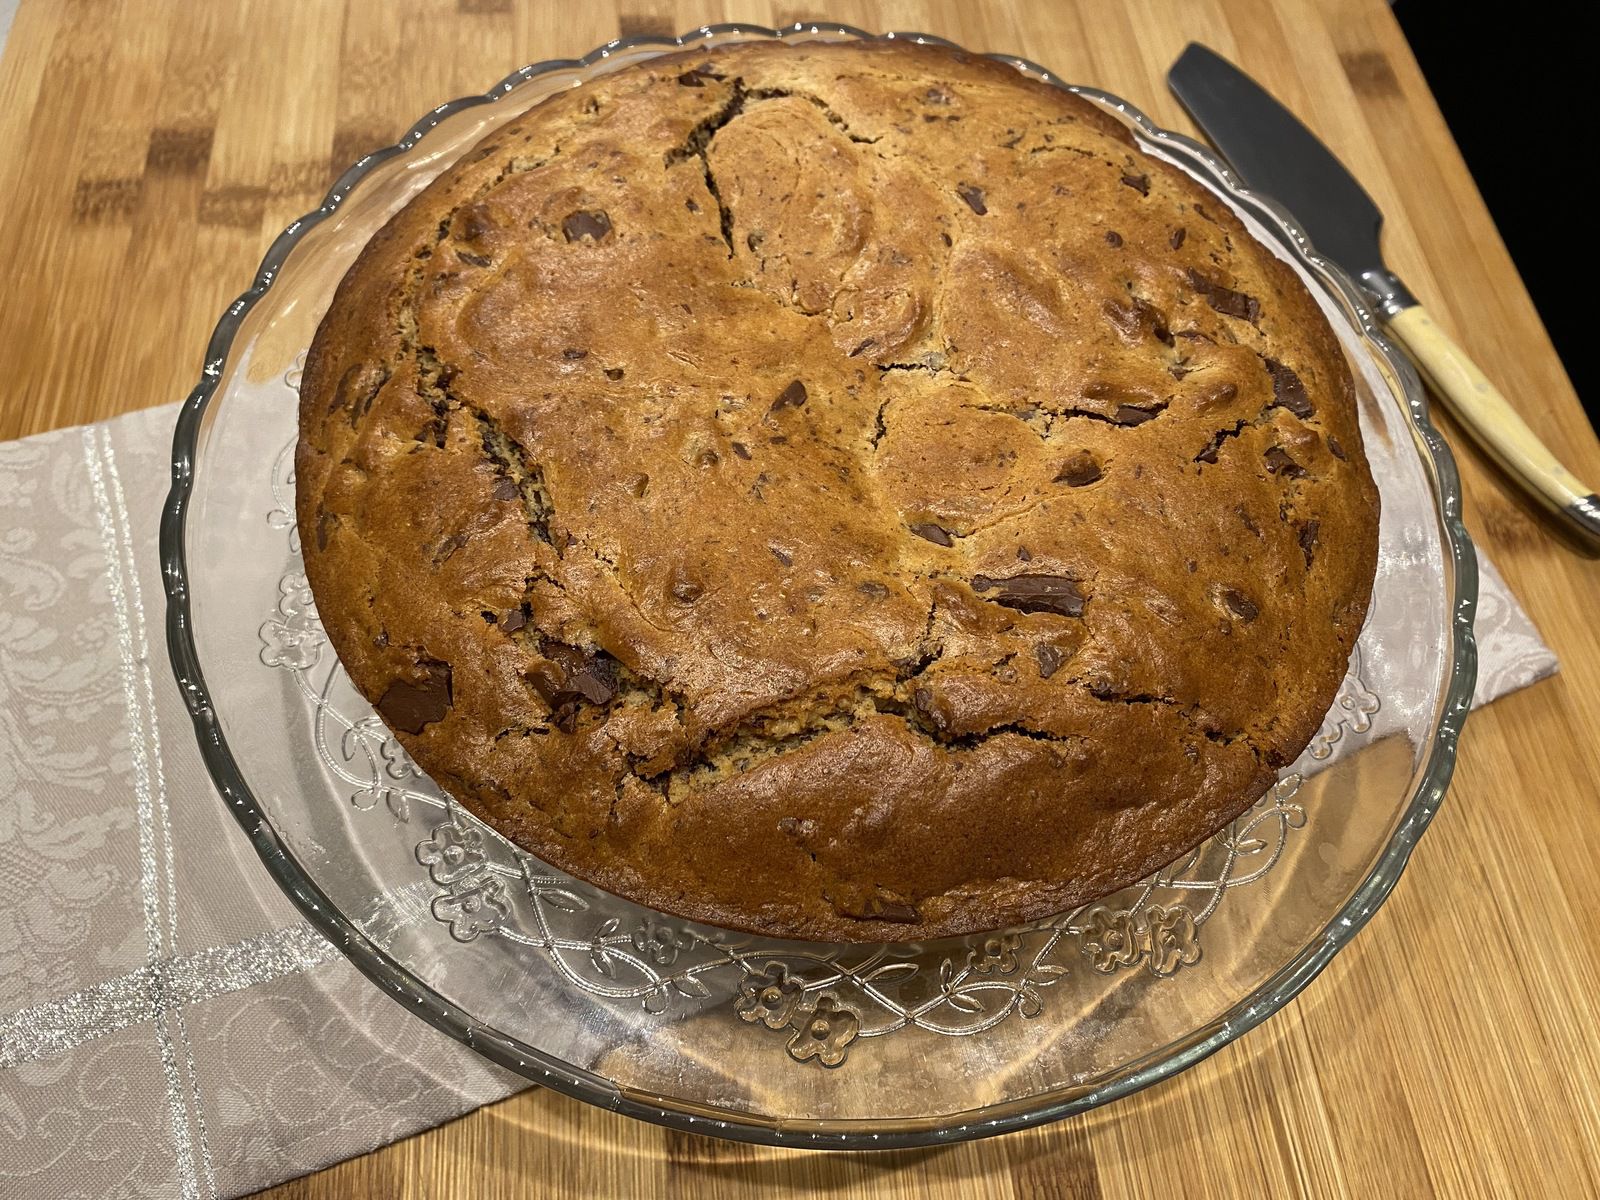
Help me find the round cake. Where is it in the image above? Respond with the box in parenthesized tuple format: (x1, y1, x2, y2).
(296, 39, 1379, 941)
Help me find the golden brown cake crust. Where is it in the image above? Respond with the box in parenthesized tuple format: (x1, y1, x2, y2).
(296, 40, 1379, 941)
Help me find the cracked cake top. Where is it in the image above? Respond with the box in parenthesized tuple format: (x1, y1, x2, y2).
(296, 39, 1379, 941)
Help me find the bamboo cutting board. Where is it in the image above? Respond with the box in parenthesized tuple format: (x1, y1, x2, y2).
(2, 1, 1598, 1196)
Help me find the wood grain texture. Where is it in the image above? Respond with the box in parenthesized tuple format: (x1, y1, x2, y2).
(1, 1, 1596, 1196)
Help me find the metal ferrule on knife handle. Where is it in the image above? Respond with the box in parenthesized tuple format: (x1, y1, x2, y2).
(1357, 269, 1417, 320)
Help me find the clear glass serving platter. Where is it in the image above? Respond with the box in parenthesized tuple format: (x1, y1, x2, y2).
(160, 23, 1477, 1147)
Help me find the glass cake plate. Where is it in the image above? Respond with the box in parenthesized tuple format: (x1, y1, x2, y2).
(160, 24, 1477, 1147)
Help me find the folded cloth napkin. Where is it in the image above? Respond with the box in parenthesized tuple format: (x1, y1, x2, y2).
(0, 403, 1560, 1199)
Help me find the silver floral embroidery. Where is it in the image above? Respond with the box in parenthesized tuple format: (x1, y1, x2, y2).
(261, 362, 1374, 1065)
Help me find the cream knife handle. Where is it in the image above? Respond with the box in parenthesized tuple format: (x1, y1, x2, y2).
(1387, 304, 1600, 547)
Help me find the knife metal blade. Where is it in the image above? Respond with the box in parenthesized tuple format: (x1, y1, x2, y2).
(1167, 42, 1600, 547)
(1168, 42, 1414, 316)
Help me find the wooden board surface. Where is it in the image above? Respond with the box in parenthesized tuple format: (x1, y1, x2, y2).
(3, 1, 1597, 1196)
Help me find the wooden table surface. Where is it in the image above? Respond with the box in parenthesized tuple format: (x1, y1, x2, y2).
(3, 0, 1598, 1196)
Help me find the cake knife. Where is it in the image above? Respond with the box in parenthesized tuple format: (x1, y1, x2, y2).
(1168, 43, 1600, 548)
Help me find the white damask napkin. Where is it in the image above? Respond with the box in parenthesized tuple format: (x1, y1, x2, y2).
(0, 403, 1560, 1199)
